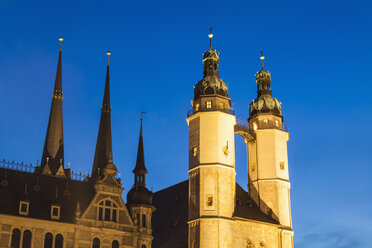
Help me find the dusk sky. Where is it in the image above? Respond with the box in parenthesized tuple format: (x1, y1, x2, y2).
(0, 0, 371, 247)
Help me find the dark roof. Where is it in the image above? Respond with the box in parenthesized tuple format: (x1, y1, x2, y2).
(234, 183, 279, 224)
(40, 47, 65, 175)
(0, 168, 95, 224)
(91, 62, 115, 180)
(152, 180, 188, 248)
(152, 180, 278, 248)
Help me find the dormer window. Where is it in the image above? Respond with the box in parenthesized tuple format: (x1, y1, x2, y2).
(98, 199, 118, 222)
(19, 201, 29, 216)
(206, 101, 212, 109)
(51, 205, 60, 220)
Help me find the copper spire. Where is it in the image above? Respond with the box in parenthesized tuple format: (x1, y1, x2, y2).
(133, 114, 148, 186)
(91, 51, 114, 181)
(39, 37, 65, 176)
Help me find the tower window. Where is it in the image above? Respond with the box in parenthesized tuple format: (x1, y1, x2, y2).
(98, 199, 118, 222)
(263, 119, 268, 123)
(280, 161, 285, 170)
(251, 162, 256, 172)
(253, 122, 258, 130)
(207, 195, 213, 206)
(51, 205, 60, 220)
(206, 101, 212, 109)
(275, 120, 279, 127)
(219, 102, 224, 109)
(19, 201, 29, 216)
(195, 103, 199, 112)
(192, 146, 198, 157)
(142, 214, 147, 227)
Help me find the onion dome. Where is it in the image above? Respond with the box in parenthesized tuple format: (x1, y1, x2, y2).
(249, 52, 282, 118)
(194, 29, 229, 100)
(127, 186, 153, 205)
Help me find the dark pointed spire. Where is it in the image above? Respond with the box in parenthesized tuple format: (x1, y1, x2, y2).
(133, 114, 148, 186)
(39, 37, 65, 176)
(91, 51, 116, 181)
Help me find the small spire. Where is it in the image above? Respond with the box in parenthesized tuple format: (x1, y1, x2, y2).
(208, 27, 214, 49)
(59, 36, 63, 51)
(133, 113, 148, 182)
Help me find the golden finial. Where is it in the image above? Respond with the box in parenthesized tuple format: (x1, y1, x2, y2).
(59, 36, 63, 51)
(208, 27, 213, 49)
(107, 51, 111, 65)
(260, 51, 265, 68)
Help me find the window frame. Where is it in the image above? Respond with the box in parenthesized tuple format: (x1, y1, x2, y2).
(97, 199, 119, 222)
(19, 201, 29, 216)
(51, 205, 61, 220)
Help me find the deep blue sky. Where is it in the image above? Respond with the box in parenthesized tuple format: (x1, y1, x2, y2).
(0, 0, 371, 247)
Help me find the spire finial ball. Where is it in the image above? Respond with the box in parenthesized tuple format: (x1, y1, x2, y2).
(59, 37, 63, 42)
(208, 33, 214, 39)
(107, 51, 111, 56)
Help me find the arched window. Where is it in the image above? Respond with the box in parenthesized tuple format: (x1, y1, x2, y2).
(22, 230, 32, 248)
(55, 234, 63, 248)
(10, 228, 21, 248)
(98, 200, 118, 222)
(112, 240, 119, 248)
(92, 238, 100, 248)
(141, 245, 146, 248)
(142, 214, 146, 227)
(44, 233, 53, 248)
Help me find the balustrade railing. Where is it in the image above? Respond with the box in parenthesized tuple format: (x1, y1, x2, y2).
(187, 107, 235, 117)
(0, 159, 87, 181)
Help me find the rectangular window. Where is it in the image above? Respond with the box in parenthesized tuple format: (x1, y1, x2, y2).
(192, 146, 198, 157)
(51, 205, 60, 220)
(219, 102, 224, 109)
(142, 214, 146, 227)
(195, 103, 199, 112)
(207, 195, 213, 206)
(112, 209, 117, 222)
(98, 207, 103, 220)
(105, 208, 111, 221)
(19, 201, 29, 215)
(280, 161, 285, 170)
(206, 101, 212, 109)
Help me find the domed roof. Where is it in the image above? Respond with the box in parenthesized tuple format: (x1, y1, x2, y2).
(249, 94, 281, 117)
(127, 186, 153, 205)
(203, 48, 219, 61)
(194, 75, 229, 100)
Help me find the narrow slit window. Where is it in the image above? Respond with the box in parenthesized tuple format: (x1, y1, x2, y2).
(207, 195, 213, 206)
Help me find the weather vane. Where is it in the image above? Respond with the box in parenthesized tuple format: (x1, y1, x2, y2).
(208, 27, 213, 48)
(139, 111, 146, 121)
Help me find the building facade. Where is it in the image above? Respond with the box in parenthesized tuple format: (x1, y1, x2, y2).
(0, 34, 293, 248)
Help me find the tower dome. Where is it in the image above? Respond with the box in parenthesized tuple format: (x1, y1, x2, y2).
(193, 30, 229, 101)
(249, 53, 282, 118)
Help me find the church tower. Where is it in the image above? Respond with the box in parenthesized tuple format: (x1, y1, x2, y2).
(127, 117, 155, 248)
(246, 53, 292, 230)
(36, 37, 69, 178)
(186, 30, 236, 248)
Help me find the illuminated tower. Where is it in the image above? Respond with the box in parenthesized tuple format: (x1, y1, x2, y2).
(186, 30, 236, 248)
(247, 53, 293, 231)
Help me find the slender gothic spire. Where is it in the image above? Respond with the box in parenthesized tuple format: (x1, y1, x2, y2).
(133, 114, 148, 186)
(39, 37, 65, 176)
(91, 51, 115, 181)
